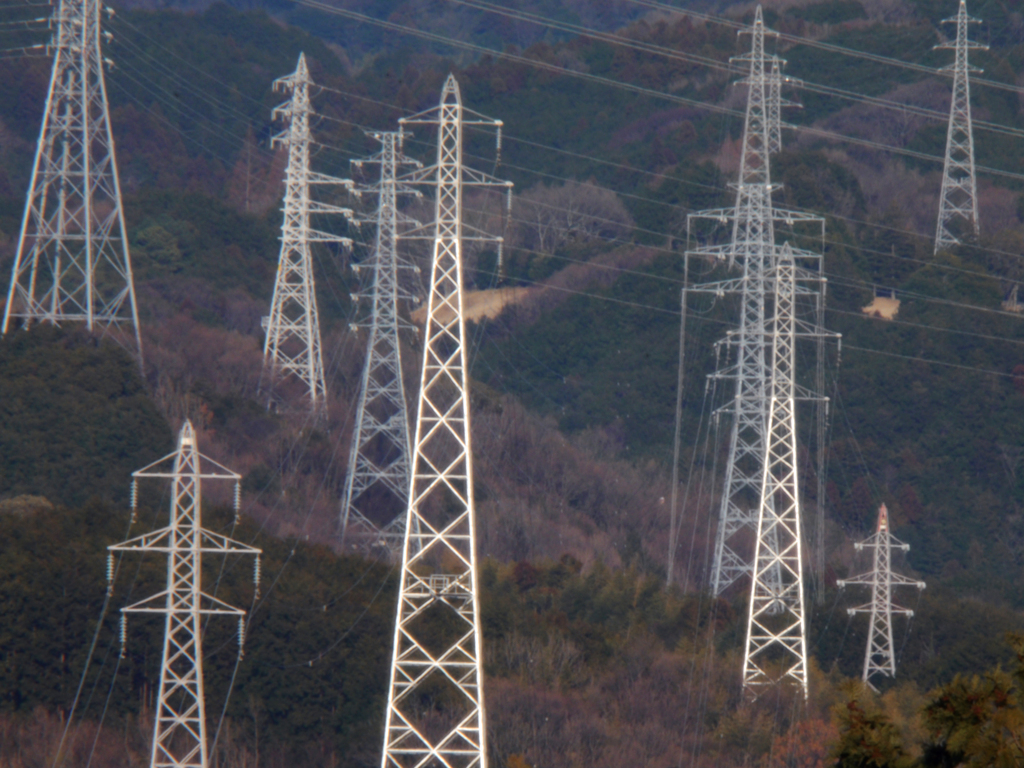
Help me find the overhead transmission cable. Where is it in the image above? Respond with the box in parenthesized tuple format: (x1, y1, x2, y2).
(447, 0, 1024, 141)
(109, 14, 1024, 274)
(291, 0, 1024, 184)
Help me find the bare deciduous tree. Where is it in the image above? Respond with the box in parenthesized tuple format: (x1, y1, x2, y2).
(513, 180, 633, 256)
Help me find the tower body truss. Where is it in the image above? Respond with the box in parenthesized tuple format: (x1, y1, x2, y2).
(380, 74, 509, 768)
(263, 53, 355, 408)
(341, 131, 420, 554)
(742, 242, 809, 698)
(838, 504, 925, 689)
(3, 0, 141, 354)
(934, 0, 986, 254)
(109, 421, 260, 768)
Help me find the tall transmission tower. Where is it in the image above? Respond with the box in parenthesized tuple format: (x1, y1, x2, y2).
(109, 420, 261, 768)
(683, 6, 781, 596)
(380, 74, 510, 768)
(263, 53, 355, 409)
(742, 241, 808, 698)
(675, 7, 833, 599)
(934, 0, 986, 254)
(838, 503, 925, 690)
(2, 0, 141, 356)
(340, 131, 421, 555)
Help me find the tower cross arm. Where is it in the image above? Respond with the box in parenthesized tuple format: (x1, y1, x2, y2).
(118, 589, 249, 616)
(131, 451, 241, 481)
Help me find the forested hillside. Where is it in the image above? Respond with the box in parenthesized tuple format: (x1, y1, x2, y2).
(3, 0, 1024, 766)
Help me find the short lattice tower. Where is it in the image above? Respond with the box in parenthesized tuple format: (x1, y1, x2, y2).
(3, 0, 141, 355)
(109, 421, 260, 768)
(838, 503, 925, 689)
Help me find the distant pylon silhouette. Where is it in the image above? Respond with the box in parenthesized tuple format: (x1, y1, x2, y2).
(263, 53, 355, 409)
(2, 0, 141, 356)
(109, 421, 260, 768)
(341, 131, 421, 555)
(379, 74, 510, 768)
(838, 503, 925, 690)
(934, 0, 986, 254)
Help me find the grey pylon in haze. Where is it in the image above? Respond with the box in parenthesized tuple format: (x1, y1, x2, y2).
(3, 0, 141, 356)
(263, 53, 356, 410)
(934, 0, 986, 254)
(109, 421, 261, 768)
(838, 504, 925, 690)
(340, 130, 421, 555)
(380, 74, 510, 768)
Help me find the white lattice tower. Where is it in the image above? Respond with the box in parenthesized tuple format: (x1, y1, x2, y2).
(341, 131, 421, 555)
(263, 53, 355, 409)
(2, 0, 141, 355)
(108, 421, 260, 768)
(742, 242, 808, 698)
(838, 504, 925, 689)
(934, 0, 986, 254)
(380, 74, 509, 768)
(678, 7, 831, 596)
(710, 6, 780, 597)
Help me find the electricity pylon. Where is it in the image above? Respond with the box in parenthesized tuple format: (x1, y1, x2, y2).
(2, 0, 141, 356)
(263, 53, 355, 410)
(838, 503, 925, 690)
(340, 131, 421, 555)
(109, 420, 261, 768)
(677, 7, 832, 598)
(742, 242, 808, 698)
(380, 74, 510, 768)
(934, 0, 986, 254)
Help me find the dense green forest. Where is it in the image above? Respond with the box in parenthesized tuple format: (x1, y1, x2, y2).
(3, 0, 1024, 765)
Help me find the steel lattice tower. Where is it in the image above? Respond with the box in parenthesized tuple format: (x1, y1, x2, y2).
(341, 131, 420, 555)
(742, 242, 808, 698)
(263, 53, 355, 409)
(2, 0, 141, 355)
(380, 74, 509, 768)
(838, 504, 925, 689)
(934, 0, 986, 254)
(689, 7, 782, 597)
(677, 7, 832, 598)
(109, 421, 260, 768)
